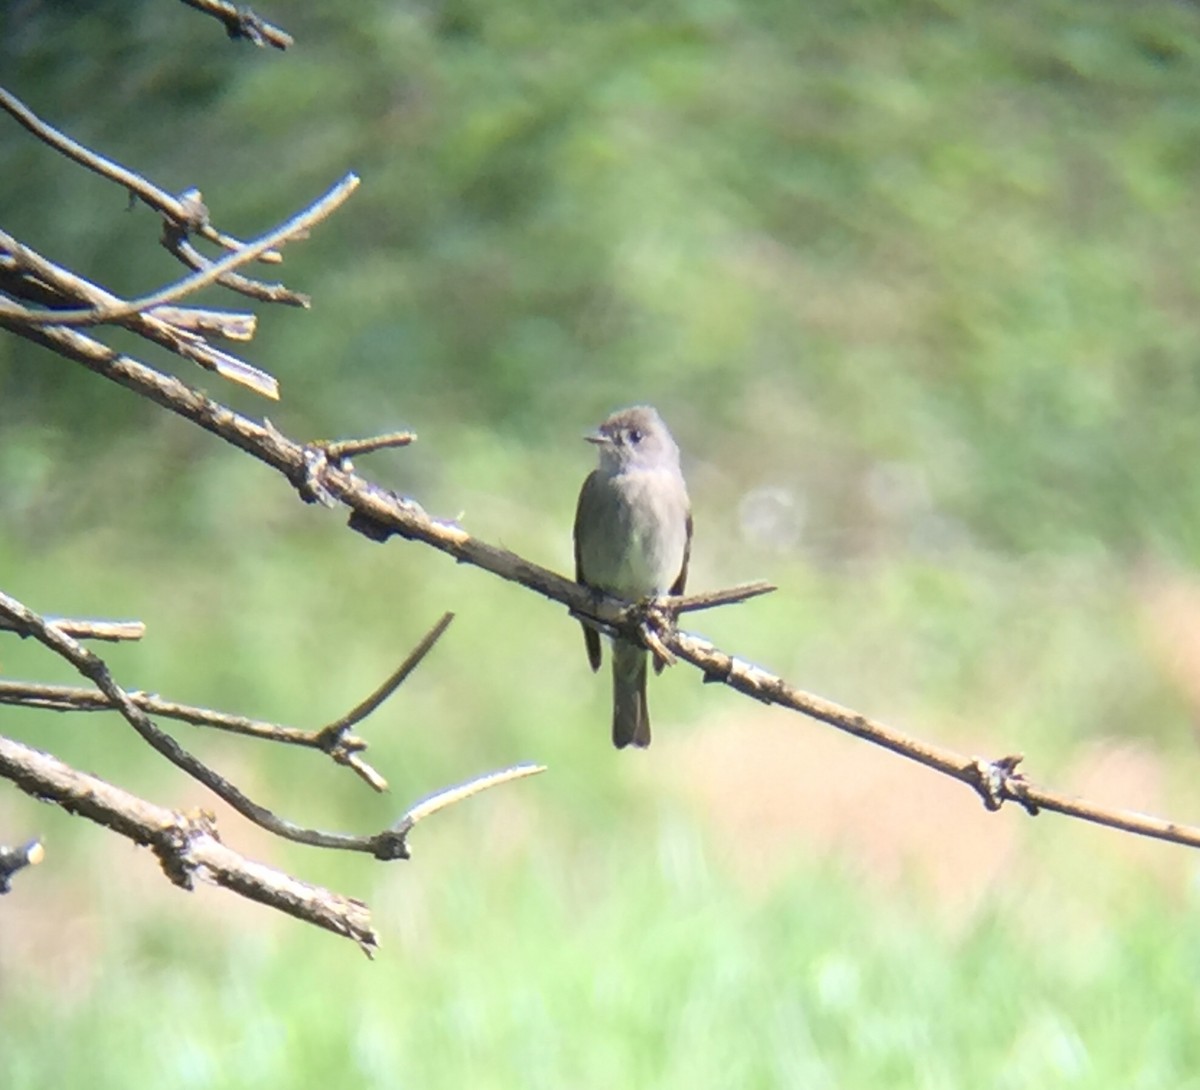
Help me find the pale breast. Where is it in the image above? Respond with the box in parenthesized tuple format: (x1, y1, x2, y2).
(577, 466, 690, 598)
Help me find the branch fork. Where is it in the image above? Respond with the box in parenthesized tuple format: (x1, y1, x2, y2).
(0, 591, 544, 948)
(570, 580, 779, 672)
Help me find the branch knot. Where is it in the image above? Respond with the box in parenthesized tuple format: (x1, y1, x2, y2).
(152, 808, 221, 889)
(970, 753, 1035, 814)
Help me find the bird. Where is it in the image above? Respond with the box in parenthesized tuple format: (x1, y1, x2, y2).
(573, 406, 692, 748)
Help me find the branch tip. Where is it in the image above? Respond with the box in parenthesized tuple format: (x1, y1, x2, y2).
(317, 431, 418, 465)
(0, 838, 45, 893)
(396, 763, 546, 836)
(0, 614, 147, 642)
(8, 173, 359, 332)
(317, 612, 455, 749)
(668, 580, 777, 614)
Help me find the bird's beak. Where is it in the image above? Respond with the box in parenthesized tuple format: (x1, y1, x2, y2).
(583, 430, 610, 445)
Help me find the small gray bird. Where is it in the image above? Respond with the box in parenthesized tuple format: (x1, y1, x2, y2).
(573, 406, 692, 748)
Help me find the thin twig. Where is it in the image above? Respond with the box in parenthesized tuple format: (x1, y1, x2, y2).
(0, 678, 373, 760)
(0, 837, 44, 894)
(0, 615, 146, 642)
(3, 612, 458, 795)
(667, 581, 777, 613)
(0, 230, 280, 398)
(319, 431, 418, 464)
(164, 237, 302, 305)
(0, 591, 542, 858)
(147, 306, 257, 341)
(178, 0, 294, 49)
(0, 87, 284, 264)
(0, 678, 335, 740)
(394, 764, 546, 835)
(1, 174, 359, 327)
(316, 612, 454, 749)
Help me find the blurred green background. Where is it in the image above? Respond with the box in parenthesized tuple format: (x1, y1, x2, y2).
(5, 0, 1200, 1085)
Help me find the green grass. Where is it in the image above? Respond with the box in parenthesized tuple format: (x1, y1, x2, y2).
(6, 824, 1200, 1089)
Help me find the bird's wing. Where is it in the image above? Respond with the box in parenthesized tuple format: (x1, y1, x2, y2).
(574, 469, 604, 672)
(669, 508, 692, 596)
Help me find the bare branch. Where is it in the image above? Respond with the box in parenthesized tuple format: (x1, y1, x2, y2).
(0, 591, 541, 858)
(0, 229, 280, 398)
(0, 679, 377, 777)
(0, 87, 284, 265)
(0, 615, 146, 642)
(316, 612, 455, 753)
(30, 348, 1200, 853)
(162, 236, 301, 304)
(395, 764, 547, 836)
(667, 581, 777, 614)
(664, 629, 1200, 849)
(0, 592, 544, 944)
(567, 583, 774, 650)
(1, 173, 359, 327)
(0, 614, 454, 795)
(146, 306, 257, 341)
(318, 431, 418, 464)
(0, 735, 377, 951)
(0, 87, 199, 225)
(178, 0, 294, 49)
(0, 836, 44, 894)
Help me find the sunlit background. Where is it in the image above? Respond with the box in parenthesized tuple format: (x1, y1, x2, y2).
(5, 1, 1200, 1085)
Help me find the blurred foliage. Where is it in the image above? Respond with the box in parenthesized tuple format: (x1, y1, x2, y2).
(5, 0, 1200, 554)
(5, 0, 1200, 1086)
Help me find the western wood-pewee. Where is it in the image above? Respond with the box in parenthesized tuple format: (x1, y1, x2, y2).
(573, 406, 692, 748)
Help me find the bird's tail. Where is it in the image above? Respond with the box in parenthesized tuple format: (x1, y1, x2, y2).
(611, 639, 650, 748)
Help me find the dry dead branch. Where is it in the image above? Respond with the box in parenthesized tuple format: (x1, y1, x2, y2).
(0, 614, 456, 793)
(23, 321, 1200, 853)
(178, 0, 294, 49)
(4, 2, 1199, 966)
(0, 589, 544, 950)
(0, 13, 551, 954)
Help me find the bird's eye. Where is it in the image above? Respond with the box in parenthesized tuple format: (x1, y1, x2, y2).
(628, 428, 643, 445)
